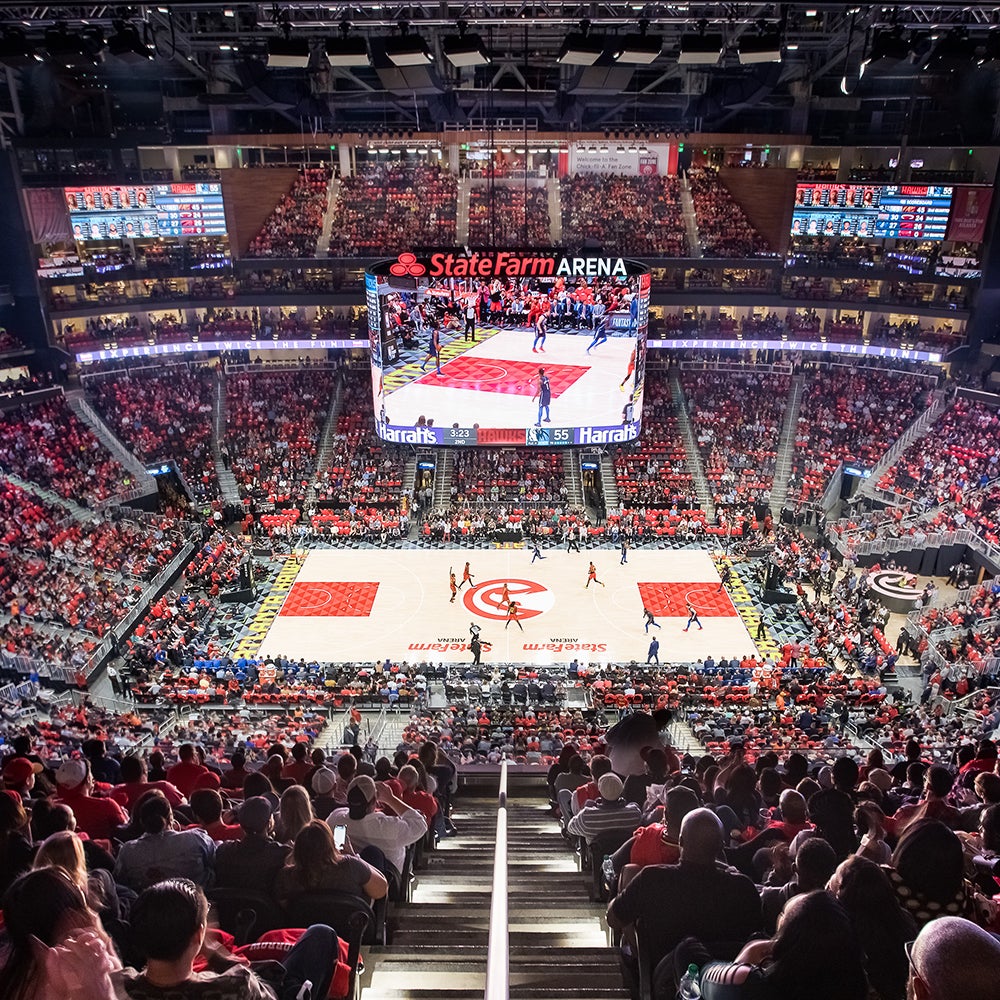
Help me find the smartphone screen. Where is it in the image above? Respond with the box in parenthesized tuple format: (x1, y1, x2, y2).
(333, 824, 347, 850)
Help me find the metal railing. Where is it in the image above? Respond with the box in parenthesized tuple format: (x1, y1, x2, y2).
(484, 759, 509, 1000)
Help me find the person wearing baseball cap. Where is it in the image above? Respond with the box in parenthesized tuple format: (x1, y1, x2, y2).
(566, 772, 643, 845)
(2, 756, 40, 802)
(54, 758, 128, 842)
(214, 795, 289, 895)
(325, 775, 426, 884)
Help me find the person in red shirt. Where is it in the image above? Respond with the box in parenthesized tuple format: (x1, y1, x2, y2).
(569, 754, 614, 815)
(282, 742, 314, 785)
(112, 755, 186, 810)
(54, 758, 128, 841)
(166, 743, 209, 797)
(398, 764, 438, 829)
(186, 788, 243, 842)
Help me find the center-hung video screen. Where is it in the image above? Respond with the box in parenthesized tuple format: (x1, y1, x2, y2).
(366, 251, 650, 447)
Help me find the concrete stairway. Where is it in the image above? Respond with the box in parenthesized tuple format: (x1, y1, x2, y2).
(668, 370, 714, 520)
(599, 454, 621, 512)
(858, 389, 952, 501)
(769, 373, 805, 514)
(668, 719, 703, 755)
(303, 379, 345, 509)
(564, 450, 584, 507)
(315, 176, 340, 257)
(679, 176, 703, 258)
(65, 390, 156, 500)
(210, 376, 242, 506)
(548, 177, 563, 243)
(456, 177, 471, 245)
(432, 449, 454, 509)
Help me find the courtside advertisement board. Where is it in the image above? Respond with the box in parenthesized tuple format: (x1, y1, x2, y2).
(366, 252, 651, 447)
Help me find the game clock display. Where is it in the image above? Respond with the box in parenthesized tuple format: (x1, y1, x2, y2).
(65, 183, 227, 241)
(791, 182, 953, 240)
(365, 252, 650, 447)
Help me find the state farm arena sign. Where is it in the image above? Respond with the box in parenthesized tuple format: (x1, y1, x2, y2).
(369, 251, 650, 282)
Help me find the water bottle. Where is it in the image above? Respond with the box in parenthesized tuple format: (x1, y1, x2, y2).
(601, 854, 615, 885)
(678, 963, 701, 999)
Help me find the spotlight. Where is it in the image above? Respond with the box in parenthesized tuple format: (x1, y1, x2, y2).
(738, 31, 783, 64)
(108, 22, 152, 63)
(443, 32, 491, 67)
(385, 26, 432, 66)
(44, 26, 102, 68)
(267, 37, 310, 68)
(678, 32, 724, 65)
(325, 35, 370, 66)
(0, 28, 37, 68)
(615, 24, 662, 65)
(558, 21, 605, 66)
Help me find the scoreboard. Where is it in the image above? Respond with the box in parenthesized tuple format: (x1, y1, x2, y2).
(791, 183, 953, 241)
(65, 183, 227, 241)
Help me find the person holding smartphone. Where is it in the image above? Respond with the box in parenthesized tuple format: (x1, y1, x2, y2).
(274, 819, 387, 904)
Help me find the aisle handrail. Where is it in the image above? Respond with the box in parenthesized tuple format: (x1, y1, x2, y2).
(484, 759, 509, 1000)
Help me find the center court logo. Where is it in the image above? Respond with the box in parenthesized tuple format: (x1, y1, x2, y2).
(463, 578, 554, 621)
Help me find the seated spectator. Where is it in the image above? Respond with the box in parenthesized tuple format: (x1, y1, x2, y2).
(397, 763, 438, 830)
(275, 784, 314, 845)
(112, 755, 186, 810)
(213, 796, 289, 895)
(759, 836, 837, 935)
(114, 791, 215, 891)
(166, 744, 209, 798)
(187, 789, 242, 842)
(606, 808, 762, 996)
(54, 758, 129, 842)
(325, 774, 426, 884)
(885, 819, 967, 927)
(684, 890, 868, 1000)
(115, 877, 340, 999)
(566, 773, 643, 844)
(828, 855, 917, 1000)
(0, 793, 33, 897)
(0, 866, 123, 1000)
(274, 819, 388, 903)
(906, 915, 1000, 1000)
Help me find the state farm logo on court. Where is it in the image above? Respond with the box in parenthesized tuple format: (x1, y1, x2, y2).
(463, 578, 554, 621)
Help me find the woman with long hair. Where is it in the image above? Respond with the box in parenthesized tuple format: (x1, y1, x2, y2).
(273, 820, 387, 903)
(275, 784, 314, 844)
(687, 890, 869, 1000)
(0, 867, 121, 1000)
(0, 793, 32, 897)
(828, 855, 917, 1000)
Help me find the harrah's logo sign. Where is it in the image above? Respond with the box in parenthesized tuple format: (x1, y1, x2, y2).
(391, 251, 629, 279)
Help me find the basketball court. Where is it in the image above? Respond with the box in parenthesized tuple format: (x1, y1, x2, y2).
(381, 327, 639, 431)
(255, 548, 759, 666)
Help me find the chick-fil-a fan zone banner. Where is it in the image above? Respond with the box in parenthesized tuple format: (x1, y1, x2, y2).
(946, 186, 994, 244)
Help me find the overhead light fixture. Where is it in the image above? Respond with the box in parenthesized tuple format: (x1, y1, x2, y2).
(108, 21, 152, 63)
(738, 31, 783, 64)
(864, 28, 911, 69)
(325, 34, 370, 66)
(267, 36, 310, 68)
(678, 32, 724, 65)
(0, 28, 37, 68)
(558, 20, 605, 65)
(615, 22, 662, 64)
(44, 26, 102, 68)
(444, 25, 490, 66)
(385, 26, 432, 66)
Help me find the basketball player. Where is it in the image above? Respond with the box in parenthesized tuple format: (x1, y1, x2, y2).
(683, 600, 703, 632)
(531, 541, 545, 563)
(449, 568, 458, 604)
(586, 562, 605, 589)
(505, 600, 523, 631)
(718, 563, 733, 593)
(532, 367, 551, 427)
(500, 582, 510, 608)
(643, 607, 661, 633)
(458, 561, 475, 590)
(619, 346, 636, 390)
(532, 310, 548, 353)
(585, 315, 609, 355)
(420, 325, 442, 375)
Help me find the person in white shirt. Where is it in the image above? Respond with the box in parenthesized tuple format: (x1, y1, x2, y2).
(326, 774, 426, 882)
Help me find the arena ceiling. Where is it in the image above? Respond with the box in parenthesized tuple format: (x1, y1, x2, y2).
(0, 2, 999, 141)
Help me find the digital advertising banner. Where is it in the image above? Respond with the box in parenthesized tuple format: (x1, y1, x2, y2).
(366, 251, 651, 447)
